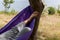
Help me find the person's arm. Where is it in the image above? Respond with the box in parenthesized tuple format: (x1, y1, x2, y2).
(24, 11, 39, 24)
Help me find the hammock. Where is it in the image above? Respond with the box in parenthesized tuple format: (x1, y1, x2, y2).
(0, 6, 35, 40)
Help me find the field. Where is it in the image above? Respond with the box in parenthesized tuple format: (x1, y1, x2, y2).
(36, 14, 60, 40)
(0, 12, 60, 40)
(0, 13, 16, 29)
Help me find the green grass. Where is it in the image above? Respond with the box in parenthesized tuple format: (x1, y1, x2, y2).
(0, 11, 17, 15)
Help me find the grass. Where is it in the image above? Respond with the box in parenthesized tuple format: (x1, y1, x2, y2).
(0, 11, 17, 15)
(35, 13, 60, 40)
(0, 11, 60, 40)
(0, 11, 17, 29)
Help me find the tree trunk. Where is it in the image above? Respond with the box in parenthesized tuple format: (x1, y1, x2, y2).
(29, 0, 44, 40)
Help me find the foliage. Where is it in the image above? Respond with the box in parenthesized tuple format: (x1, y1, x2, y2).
(48, 7, 55, 15)
(3, 0, 14, 13)
(0, 10, 17, 15)
(8, 9, 17, 15)
(57, 5, 60, 15)
(57, 10, 60, 13)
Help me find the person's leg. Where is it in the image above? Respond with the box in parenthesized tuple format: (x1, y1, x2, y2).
(15, 27, 31, 39)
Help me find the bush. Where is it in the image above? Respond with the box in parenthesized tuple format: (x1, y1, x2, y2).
(57, 10, 60, 13)
(10, 10, 16, 14)
(48, 7, 55, 15)
(0, 10, 17, 15)
(57, 10, 60, 15)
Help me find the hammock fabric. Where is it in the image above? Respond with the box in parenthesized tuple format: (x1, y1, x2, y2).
(0, 6, 35, 40)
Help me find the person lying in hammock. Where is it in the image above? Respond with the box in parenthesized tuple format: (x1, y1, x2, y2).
(0, 11, 39, 40)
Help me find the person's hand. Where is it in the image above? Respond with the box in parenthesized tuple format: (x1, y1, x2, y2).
(24, 11, 39, 24)
(31, 11, 39, 18)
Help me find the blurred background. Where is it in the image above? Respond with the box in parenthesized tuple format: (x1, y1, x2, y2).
(0, 0, 60, 40)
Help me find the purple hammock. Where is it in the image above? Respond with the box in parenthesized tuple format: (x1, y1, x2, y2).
(0, 6, 35, 40)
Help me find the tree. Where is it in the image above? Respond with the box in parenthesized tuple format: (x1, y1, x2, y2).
(58, 5, 60, 10)
(29, 0, 44, 40)
(3, 0, 14, 13)
(57, 5, 60, 15)
(48, 7, 55, 15)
